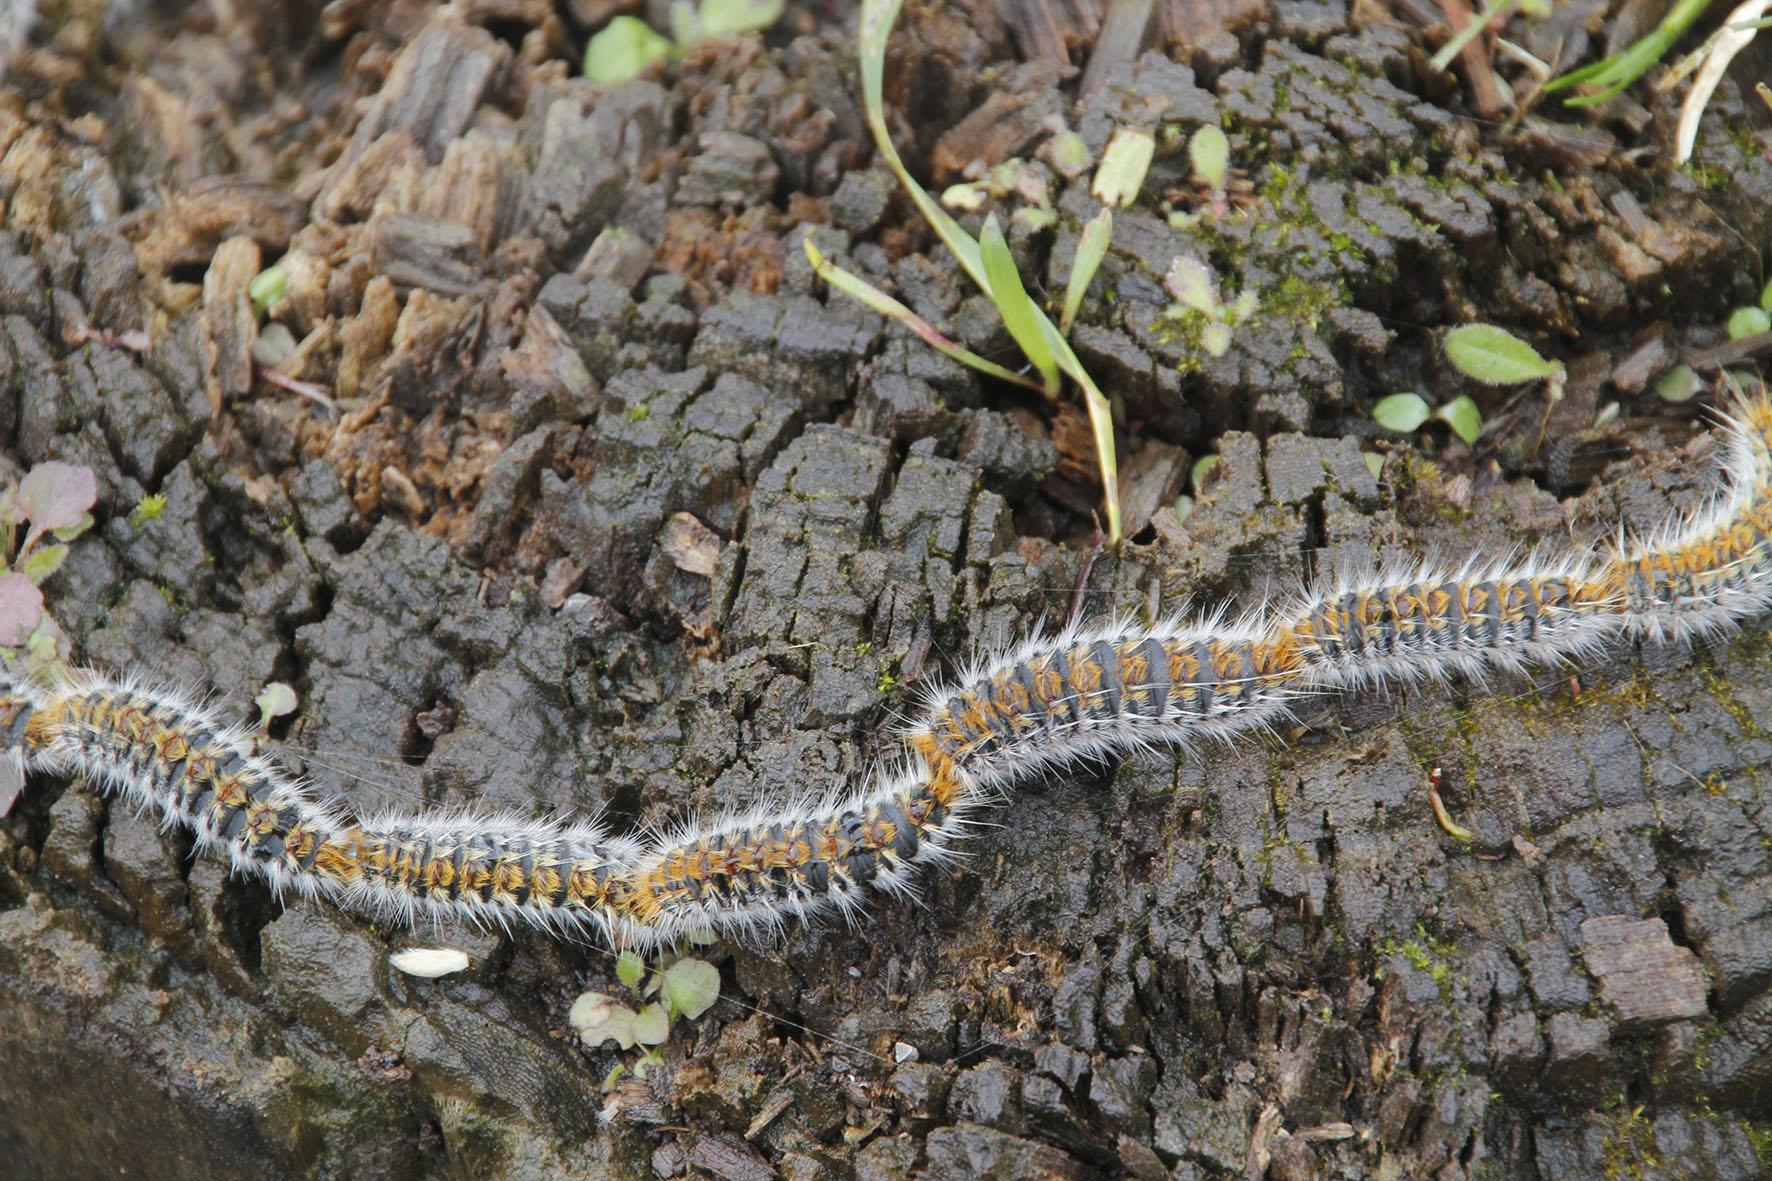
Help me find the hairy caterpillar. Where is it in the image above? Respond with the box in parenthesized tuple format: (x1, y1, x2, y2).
(6, 394, 1772, 949)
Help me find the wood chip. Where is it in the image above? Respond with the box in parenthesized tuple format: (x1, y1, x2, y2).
(132, 178, 306, 274)
(337, 275, 401, 399)
(687, 1135, 776, 1181)
(663, 513, 723, 577)
(1579, 915, 1709, 1026)
(369, 213, 486, 296)
(1115, 440, 1189, 537)
(200, 235, 261, 415)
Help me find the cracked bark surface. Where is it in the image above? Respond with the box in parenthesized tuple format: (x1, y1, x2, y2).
(3, 2, 1772, 1179)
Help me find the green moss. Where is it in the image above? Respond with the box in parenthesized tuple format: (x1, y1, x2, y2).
(1262, 274, 1342, 328)
(1746, 1121, 1772, 1169)
(1685, 163, 1732, 190)
(1597, 1103, 1661, 1181)
(129, 493, 167, 527)
(1378, 922, 1459, 1002)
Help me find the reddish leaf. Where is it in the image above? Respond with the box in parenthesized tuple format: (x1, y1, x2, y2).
(18, 462, 98, 549)
(0, 572, 44, 647)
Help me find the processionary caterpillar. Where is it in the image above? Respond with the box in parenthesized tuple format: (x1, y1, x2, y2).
(6, 395, 1772, 949)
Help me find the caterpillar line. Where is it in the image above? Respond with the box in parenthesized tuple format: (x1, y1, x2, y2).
(6, 394, 1772, 948)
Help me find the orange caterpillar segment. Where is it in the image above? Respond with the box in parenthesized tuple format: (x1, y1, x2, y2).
(612, 780, 951, 928)
(911, 632, 1304, 786)
(1604, 492, 1772, 623)
(1286, 572, 1615, 677)
(24, 682, 310, 877)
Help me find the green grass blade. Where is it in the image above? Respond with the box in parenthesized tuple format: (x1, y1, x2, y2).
(857, 0, 1120, 539)
(1053, 345, 1122, 540)
(1429, 0, 1519, 72)
(1544, 0, 1714, 100)
(1060, 209, 1112, 335)
(978, 215, 1060, 396)
(859, 0, 988, 290)
(803, 239, 1045, 393)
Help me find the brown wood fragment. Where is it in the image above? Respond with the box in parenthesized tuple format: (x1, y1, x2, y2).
(1436, 0, 1505, 120)
(1608, 333, 1671, 394)
(369, 213, 486, 297)
(998, 0, 1106, 63)
(338, 275, 401, 399)
(1116, 440, 1189, 538)
(200, 236, 261, 417)
(687, 1135, 776, 1181)
(312, 132, 427, 225)
(132, 179, 307, 275)
(1158, 0, 1268, 49)
(1579, 915, 1709, 1026)
(418, 131, 527, 253)
(341, 11, 512, 166)
(930, 60, 1070, 182)
(1080, 0, 1155, 96)
(663, 513, 724, 578)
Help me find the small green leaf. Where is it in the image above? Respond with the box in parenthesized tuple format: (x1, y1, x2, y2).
(1047, 130, 1091, 178)
(1655, 364, 1704, 403)
(249, 265, 287, 315)
(253, 322, 297, 368)
(632, 1002, 671, 1045)
(568, 992, 639, 1050)
(979, 214, 1060, 396)
(1444, 324, 1560, 385)
(256, 681, 298, 727)
(50, 512, 94, 542)
(1091, 128, 1154, 208)
(20, 544, 67, 585)
(686, 927, 718, 947)
(1202, 321, 1232, 357)
(616, 950, 645, 990)
(1059, 209, 1112, 335)
(694, 0, 785, 37)
(1163, 256, 1218, 315)
(1761, 276, 1772, 312)
(600, 1064, 626, 1092)
(1373, 393, 1432, 433)
(1363, 452, 1385, 481)
(25, 614, 63, 667)
(1435, 395, 1484, 445)
(1190, 454, 1218, 492)
(1726, 306, 1771, 340)
(660, 957, 721, 1020)
(584, 16, 674, 85)
(939, 183, 986, 212)
(1189, 125, 1230, 192)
